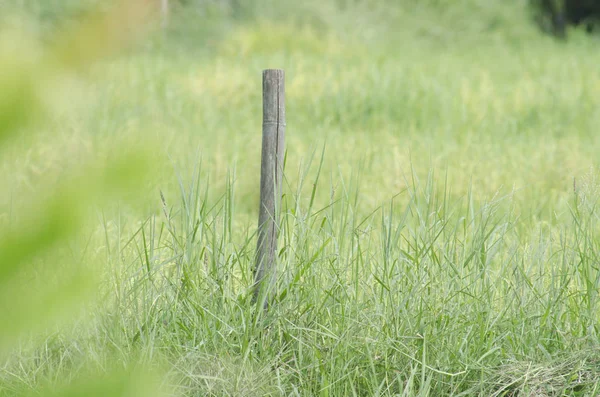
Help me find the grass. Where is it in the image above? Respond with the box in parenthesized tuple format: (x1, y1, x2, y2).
(2, 0, 600, 395)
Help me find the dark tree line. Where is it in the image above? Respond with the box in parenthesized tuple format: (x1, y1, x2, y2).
(532, 0, 600, 37)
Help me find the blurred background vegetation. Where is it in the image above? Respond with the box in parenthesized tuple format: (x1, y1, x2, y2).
(2, 0, 600, 396)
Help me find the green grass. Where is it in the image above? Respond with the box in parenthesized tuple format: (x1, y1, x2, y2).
(2, 0, 600, 395)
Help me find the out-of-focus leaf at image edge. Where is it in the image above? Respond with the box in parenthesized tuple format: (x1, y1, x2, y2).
(16, 366, 165, 397)
(0, 1, 166, 395)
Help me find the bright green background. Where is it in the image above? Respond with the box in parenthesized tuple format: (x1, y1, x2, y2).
(1, 1, 600, 396)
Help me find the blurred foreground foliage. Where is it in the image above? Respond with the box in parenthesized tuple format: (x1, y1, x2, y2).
(0, 1, 168, 396)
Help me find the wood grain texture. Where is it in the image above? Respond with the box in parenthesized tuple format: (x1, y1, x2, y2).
(254, 69, 285, 308)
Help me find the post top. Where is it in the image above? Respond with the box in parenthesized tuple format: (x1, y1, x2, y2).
(263, 69, 284, 75)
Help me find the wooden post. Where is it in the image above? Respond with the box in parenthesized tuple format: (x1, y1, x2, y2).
(254, 69, 285, 308)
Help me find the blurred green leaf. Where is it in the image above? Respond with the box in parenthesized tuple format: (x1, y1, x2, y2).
(0, 0, 159, 370)
(0, 23, 45, 143)
(0, 147, 152, 284)
(0, 2, 166, 397)
(0, 68, 41, 143)
(0, 195, 80, 284)
(15, 366, 166, 397)
(0, 263, 96, 350)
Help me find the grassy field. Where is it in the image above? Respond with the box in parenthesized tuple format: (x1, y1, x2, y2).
(2, 0, 600, 395)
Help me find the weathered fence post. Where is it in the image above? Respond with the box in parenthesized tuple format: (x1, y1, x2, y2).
(254, 69, 285, 308)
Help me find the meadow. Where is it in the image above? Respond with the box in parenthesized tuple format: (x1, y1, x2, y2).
(2, 0, 600, 395)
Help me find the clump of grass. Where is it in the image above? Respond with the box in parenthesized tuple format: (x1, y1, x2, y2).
(84, 153, 600, 396)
